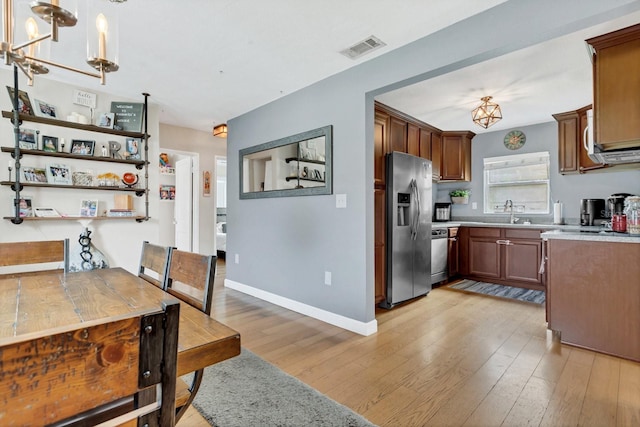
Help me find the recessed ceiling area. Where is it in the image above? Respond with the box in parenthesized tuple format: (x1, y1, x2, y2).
(376, 10, 640, 134)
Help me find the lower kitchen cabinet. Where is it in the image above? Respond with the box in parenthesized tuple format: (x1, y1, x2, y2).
(459, 227, 544, 291)
(547, 238, 640, 362)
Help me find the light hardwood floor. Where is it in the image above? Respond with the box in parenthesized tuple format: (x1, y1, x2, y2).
(180, 259, 640, 426)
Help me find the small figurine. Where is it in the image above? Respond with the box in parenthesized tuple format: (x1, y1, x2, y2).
(160, 152, 170, 167)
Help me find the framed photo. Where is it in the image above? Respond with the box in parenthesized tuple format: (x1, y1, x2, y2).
(97, 112, 115, 129)
(12, 195, 33, 217)
(23, 166, 47, 183)
(125, 138, 141, 160)
(160, 185, 175, 200)
(19, 128, 37, 150)
(70, 139, 95, 156)
(42, 135, 58, 152)
(46, 163, 72, 185)
(72, 170, 94, 187)
(203, 170, 211, 197)
(80, 199, 98, 217)
(33, 99, 58, 118)
(6, 86, 34, 115)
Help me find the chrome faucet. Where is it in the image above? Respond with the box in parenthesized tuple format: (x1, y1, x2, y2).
(505, 199, 519, 224)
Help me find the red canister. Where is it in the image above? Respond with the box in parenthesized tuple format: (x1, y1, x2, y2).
(612, 214, 627, 233)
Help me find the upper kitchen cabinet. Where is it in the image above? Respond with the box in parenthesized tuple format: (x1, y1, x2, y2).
(553, 105, 606, 174)
(374, 110, 390, 187)
(587, 23, 640, 151)
(438, 131, 474, 181)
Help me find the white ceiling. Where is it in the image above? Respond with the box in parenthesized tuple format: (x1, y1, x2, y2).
(8, 1, 640, 136)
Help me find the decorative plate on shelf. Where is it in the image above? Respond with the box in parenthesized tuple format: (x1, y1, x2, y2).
(504, 130, 526, 150)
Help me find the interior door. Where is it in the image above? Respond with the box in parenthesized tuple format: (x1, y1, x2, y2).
(175, 157, 193, 251)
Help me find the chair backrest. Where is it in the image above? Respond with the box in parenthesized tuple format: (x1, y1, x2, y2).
(166, 249, 216, 315)
(0, 300, 180, 427)
(0, 239, 69, 276)
(139, 240, 173, 289)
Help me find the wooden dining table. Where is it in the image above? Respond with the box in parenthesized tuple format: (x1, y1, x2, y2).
(0, 267, 241, 379)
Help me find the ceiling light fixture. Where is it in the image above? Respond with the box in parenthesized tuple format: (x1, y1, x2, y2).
(471, 96, 503, 129)
(213, 124, 228, 138)
(1, 0, 120, 85)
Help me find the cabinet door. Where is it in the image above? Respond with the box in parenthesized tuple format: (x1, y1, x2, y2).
(431, 131, 442, 181)
(419, 128, 432, 161)
(503, 239, 542, 285)
(555, 112, 579, 174)
(593, 37, 640, 150)
(468, 229, 501, 280)
(374, 111, 389, 187)
(407, 123, 420, 157)
(441, 132, 472, 181)
(388, 116, 408, 153)
(374, 188, 386, 303)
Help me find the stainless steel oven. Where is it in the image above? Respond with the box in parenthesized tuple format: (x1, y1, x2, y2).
(431, 228, 448, 284)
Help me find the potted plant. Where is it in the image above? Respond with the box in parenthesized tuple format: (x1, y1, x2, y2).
(450, 189, 470, 204)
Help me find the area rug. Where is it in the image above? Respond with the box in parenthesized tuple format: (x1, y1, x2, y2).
(446, 279, 545, 304)
(192, 348, 378, 427)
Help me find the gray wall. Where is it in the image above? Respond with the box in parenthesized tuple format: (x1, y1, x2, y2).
(437, 121, 640, 224)
(226, 0, 640, 327)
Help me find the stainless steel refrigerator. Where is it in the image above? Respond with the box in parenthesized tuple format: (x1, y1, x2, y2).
(380, 152, 432, 309)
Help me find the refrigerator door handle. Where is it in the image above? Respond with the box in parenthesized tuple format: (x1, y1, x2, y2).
(410, 179, 419, 240)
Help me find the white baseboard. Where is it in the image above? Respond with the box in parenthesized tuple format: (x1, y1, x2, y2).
(224, 279, 378, 336)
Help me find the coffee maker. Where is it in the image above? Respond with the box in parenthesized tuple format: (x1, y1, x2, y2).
(580, 198, 606, 226)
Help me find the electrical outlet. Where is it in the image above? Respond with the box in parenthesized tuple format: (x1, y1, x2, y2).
(324, 271, 332, 285)
(472, 202, 478, 210)
(234, 253, 239, 264)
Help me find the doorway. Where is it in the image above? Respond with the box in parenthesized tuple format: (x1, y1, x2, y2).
(158, 149, 200, 252)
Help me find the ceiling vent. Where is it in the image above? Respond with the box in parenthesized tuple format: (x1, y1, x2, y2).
(340, 35, 386, 59)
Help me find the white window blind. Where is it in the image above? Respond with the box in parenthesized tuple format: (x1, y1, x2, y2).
(483, 151, 550, 214)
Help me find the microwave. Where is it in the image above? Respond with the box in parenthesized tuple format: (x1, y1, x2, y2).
(585, 109, 640, 164)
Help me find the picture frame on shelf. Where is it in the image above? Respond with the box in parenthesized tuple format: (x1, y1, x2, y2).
(42, 135, 58, 152)
(70, 139, 95, 156)
(72, 170, 94, 187)
(97, 112, 115, 129)
(46, 163, 72, 185)
(6, 86, 34, 115)
(22, 166, 47, 183)
(33, 207, 60, 217)
(110, 101, 144, 132)
(79, 199, 98, 217)
(12, 195, 33, 217)
(19, 128, 37, 150)
(125, 138, 141, 160)
(33, 99, 58, 118)
(160, 185, 175, 200)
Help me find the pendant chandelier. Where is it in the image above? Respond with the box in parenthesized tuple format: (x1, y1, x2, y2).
(471, 96, 502, 129)
(1, 0, 121, 85)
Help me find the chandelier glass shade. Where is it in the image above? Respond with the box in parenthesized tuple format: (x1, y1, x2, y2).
(1, 0, 120, 85)
(471, 96, 502, 129)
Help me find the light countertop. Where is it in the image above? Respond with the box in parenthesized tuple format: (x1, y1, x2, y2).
(431, 221, 640, 243)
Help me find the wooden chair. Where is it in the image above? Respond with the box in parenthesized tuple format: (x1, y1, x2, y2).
(0, 300, 180, 427)
(165, 249, 217, 421)
(0, 239, 69, 278)
(138, 240, 173, 289)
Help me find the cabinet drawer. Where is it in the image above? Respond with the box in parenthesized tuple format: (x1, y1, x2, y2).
(468, 227, 501, 238)
(448, 227, 458, 238)
(504, 228, 542, 240)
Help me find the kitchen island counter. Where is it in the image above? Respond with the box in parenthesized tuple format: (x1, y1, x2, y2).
(541, 229, 640, 243)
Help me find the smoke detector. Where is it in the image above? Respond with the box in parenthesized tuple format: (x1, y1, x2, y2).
(340, 35, 386, 60)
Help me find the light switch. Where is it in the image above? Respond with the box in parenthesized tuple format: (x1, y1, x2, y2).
(336, 194, 347, 208)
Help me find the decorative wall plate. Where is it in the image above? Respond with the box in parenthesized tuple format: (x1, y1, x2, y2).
(504, 130, 526, 150)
